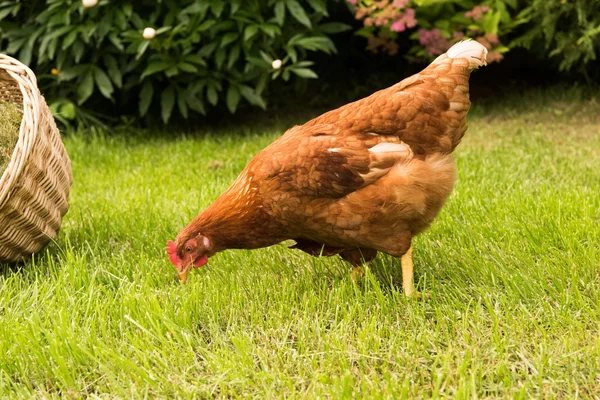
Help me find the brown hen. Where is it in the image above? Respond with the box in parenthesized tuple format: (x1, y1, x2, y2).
(168, 40, 487, 296)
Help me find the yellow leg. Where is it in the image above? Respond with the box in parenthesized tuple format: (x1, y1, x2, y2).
(401, 246, 424, 298)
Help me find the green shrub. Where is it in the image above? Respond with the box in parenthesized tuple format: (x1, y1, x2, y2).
(511, 0, 600, 74)
(0, 0, 350, 125)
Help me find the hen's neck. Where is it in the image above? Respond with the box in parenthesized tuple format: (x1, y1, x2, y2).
(192, 171, 281, 251)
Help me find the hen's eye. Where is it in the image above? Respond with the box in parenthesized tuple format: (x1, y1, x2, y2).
(185, 245, 193, 253)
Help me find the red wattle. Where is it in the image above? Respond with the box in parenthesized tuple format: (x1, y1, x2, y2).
(194, 255, 208, 268)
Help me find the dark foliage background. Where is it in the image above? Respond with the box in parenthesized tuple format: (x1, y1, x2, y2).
(0, 0, 598, 129)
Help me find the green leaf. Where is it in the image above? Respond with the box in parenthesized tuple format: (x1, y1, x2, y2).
(136, 40, 149, 60)
(227, 45, 240, 69)
(226, 85, 240, 113)
(165, 66, 179, 78)
(294, 36, 335, 53)
(246, 56, 271, 69)
(139, 81, 154, 117)
(285, 0, 311, 28)
(260, 50, 274, 64)
(161, 86, 175, 123)
(244, 25, 259, 41)
(197, 19, 216, 31)
(122, 3, 133, 17)
(108, 33, 124, 52)
(103, 54, 122, 88)
(186, 93, 206, 115)
(62, 29, 79, 50)
(306, 0, 327, 16)
(59, 102, 76, 120)
(290, 67, 318, 79)
(19, 39, 34, 66)
(93, 67, 114, 99)
(255, 73, 269, 95)
(294, 60, 314, 67)
(181, 2, 209, 15)
(210, 1, 225, 17)
(199, 42, 218, 57)
(259, 24, 281, 37)
(177, 88, 188, 119)
(215, 47, 227, 69)
(220, 32, 239, 48)
(177, 62, 198, 73)
(141, 61, 172, 79)
(207, 85, 218, 105)
(57, 65, 88, 81)
(286, 46, 298, 63)
(155, 26, 172, 35)
(355, 27, 374, 39)
(77, 70, 94, 105)
(239, 85, 266, 109)
(0, 4, 18, 21)
(230, 0, 241, 15)
(185, 54, 207, 66)
(274, 1, 285, 26)
(318, 22, 351, 34)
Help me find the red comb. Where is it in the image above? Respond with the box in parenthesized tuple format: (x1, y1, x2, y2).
(166, 240, 178, 266)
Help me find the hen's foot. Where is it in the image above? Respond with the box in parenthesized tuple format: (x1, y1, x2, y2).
(350, 266, 365, 281)
(401, 246, 429, 299)
(342, 248, 376, 282)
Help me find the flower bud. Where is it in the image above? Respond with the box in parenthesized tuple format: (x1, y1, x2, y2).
(271, 59, 282, 69)
(143, 27, 157, 40)
(82, 0, 98, 7)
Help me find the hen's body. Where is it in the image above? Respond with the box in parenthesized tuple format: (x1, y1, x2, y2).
(171, 41, 487, 294)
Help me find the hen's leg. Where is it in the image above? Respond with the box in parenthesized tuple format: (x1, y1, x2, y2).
(401, 246, 426, 298)
(339, 248, 378, 281)
(401, 246, 416, 296)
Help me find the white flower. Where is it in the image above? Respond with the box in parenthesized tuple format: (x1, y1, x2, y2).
(271, 59, 282, 69)
(82, 0, 98, 7)
(143, 27, 157, 40)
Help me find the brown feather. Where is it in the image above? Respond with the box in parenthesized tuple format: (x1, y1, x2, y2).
(174, 42, 485, 266)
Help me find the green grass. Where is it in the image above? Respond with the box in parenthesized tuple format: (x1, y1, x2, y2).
(1, 87, 600, 398)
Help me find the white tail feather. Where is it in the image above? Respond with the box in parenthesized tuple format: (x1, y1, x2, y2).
(442, 40, 488, 69)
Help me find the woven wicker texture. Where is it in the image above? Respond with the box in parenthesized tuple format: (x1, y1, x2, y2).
(0, 55, 73, 263)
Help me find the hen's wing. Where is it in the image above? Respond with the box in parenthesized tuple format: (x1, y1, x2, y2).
(253, 123, 413, 200)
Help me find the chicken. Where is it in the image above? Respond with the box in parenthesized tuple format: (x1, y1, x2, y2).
(167, 40, 487, 296)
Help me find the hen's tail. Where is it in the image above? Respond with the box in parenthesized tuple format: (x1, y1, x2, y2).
(433, 40, 488, 70)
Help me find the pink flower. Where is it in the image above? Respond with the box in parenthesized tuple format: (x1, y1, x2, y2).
(393, 0, 409, 8)
(418, 28, 451, 56)
(390, 8, 416, 32)
(347, 0, 357, 4)
(404, 8, 416, 28)
(390, 20, 406, 32)
(465, 5, 490, 21)
(452, 31, 465, 41)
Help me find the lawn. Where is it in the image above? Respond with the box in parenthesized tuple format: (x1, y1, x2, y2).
(1, 87, 599, 398)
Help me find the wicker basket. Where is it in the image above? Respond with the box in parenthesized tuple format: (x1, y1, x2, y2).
(0, 54, 73, 263)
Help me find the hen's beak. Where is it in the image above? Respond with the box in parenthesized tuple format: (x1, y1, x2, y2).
(177, 263, 193, 283)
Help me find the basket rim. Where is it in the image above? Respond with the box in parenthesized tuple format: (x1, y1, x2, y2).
(0, 54, 41, 209)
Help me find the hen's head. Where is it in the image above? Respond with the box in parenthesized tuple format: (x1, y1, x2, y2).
(166, 233, 212, 283)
